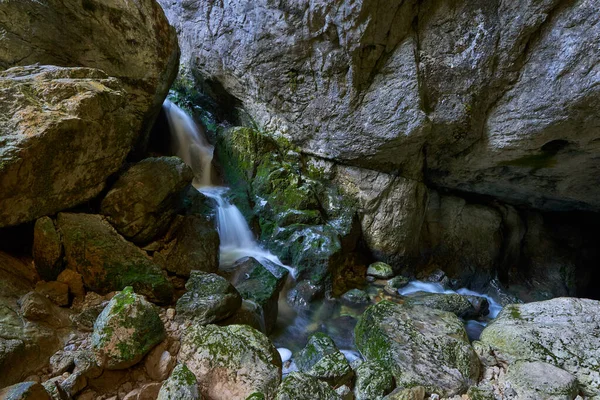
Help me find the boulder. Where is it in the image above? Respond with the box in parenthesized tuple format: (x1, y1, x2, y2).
(355, 301, 480, 396)
(144, 341, 177, 381)
(175, 272, 241, 324)
(382, 387, 425, 400)
(0, 381, 51, 400)
(504, 361, 578, 400)
(354, 361, 395, 400)
(340, 289, 371, 307)
(178, 324, 282, 400)
(155, 215, 219, 277)
(101, 157, 194, 244)
(34, 281, 69, 307)
(367, 262, 394, 279)
(92, 287, 166, 370)
(56, 270, 85, 300)
(479, 298, 600, 397)
(295, 333, 353, 388)
(403, 293, 486, 319)
(33, 217, 64, 281)
(157, 364, 200, 400)
(0, 66, 132, 227)
(275, 372, 341, 400)
(57, 213, 173, 304)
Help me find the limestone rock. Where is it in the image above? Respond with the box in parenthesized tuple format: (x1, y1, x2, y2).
(175, 271, 241, 324)
(504, 361, 578, 400)
(355, 301, 480, 396)
(155, 215, 219, 277)
(178, 324, 282, 400)
(33, 217, 64, 281)
(479, 298, 600, 397)
(0, 381, 51, 400)
(295, 333, 353, 388)
(92, 287, 166, 370)
(57, 213, 173, 304)
(354, 361, 395, 400)
(101, 157, 193, 244)
(275, 372, 341, 400)
(157, 364, 200, 400)
(144, 341, 176, 381)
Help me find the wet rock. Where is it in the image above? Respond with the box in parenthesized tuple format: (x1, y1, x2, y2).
(101, 157, 193, 244)
(387, 276, 409, 289)
(354, 361, 395, 400)
(367, 262, 394, 279)
(403, 293, 485, 319)
(382, 387, 425, 400)
(295, 332, 353, 388)
(479, 298, 600, 397)
(178, 324, 281, 400)
(175, 271, 241, 324)
(275, 372, 341, 400)
(155, 215, 220, 276)
(355, 301, 479, 396)
(57, 213, 173, 304)
(217, 300, 264, 333)
(33, 217, 64, 281)
(92, 287, 166, 370)
(504, 361, 578, 400)
(157, 364, 200, 400)
(144, 341, 176, 381)
(0, 381, 51, 400)
(340, 289, 371, 307)
(287, 280, 323, 309)
(34, 281, 69, 307)
(56, 270, 85, 300)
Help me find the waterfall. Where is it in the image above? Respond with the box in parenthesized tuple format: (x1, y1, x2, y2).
(163, 100, 293, 274)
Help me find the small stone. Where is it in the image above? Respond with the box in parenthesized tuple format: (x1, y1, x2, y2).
(340, 289, 371, 306)
(60, 372, 87, 397)
(166, 308, 176, 320)
(366, 262, 394, 279)
(387, 276, 409, 289)
(144, 341, 176, 381)
(50, 350, 75, 375)
(295, 332, 354, 387)
(35, 281, 69, 306)
(275, 372, 340, 400)
(336, 385, 353, 400)
(157, 364, 199, 400)
(57, 270, 86, 299)
(354, 361, 394, 400)
(19, 292, 53, 321)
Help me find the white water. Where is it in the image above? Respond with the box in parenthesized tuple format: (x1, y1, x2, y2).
(162, 100, 295, 275)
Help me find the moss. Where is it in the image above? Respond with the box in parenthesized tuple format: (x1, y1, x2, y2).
(508, 305, 522, 320)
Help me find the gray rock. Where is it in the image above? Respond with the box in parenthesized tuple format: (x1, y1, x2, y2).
(504, 361, 578, 400)
(0, 381, 51, 400)
(295, 332, 353, 388)
(275, 372, 341, 400)
(157, 364, 200, 400)
(403, 293, 486, 319)
(178, 324, 282, 400)
(480, 298, 600, 397)
(34, 281, 69, 307)
(366, 262, 394, 279)
(101, 157, 194, 244)
(355, 301, 480, 396)
(340, 289, 371, 307)
(387, 276, 410, 289)
(354, 361, 395, 400)
(33, 217, 64, 281)
(175, 271, 242, 325)
(92, 287, 166, 370)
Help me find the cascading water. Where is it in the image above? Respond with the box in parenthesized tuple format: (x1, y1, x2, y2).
(163, 100, 294, 274)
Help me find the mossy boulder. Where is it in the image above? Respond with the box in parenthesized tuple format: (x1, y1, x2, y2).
(0, 381, 51, 400)
(101, 157, 194, 244)
(176, 271, 241, 325)
(295, 332, 353, 388)
(367, 262, 394, 279)
(155, 215, 220, 277)
(355, 301, 480, 396)
(403, 293, 483, 319)
(178, 324, 282, 400)
(157, 363, 201, 400)
(275, 372, 341, 400)
(387, 276, 409, 289)
(33, 216, 64, 281)
(504, 361, 578, 400)
(91, 287, 166, 370)
(340, 289, 371, 307)
(354, 361, 395, 400)
(479, 298, 600, 397)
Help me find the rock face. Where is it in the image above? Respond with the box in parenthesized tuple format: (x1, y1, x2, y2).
(159, 0, 600, 213)
(479, 298, 600, 397)
(101, 157, 194, 244)
(57, 213, 173, 304)
(0, 66, 132, 227)
(178, 324, 282, 400)
(92, 287, 166, 370)
(355, 301, 480, 396)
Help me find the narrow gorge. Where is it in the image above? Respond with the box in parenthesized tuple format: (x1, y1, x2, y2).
(0, 1, 598, 400)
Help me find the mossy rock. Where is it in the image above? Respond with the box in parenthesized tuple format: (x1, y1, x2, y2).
(354, 361, 395, 400)
(387, 276, 409, 289)
(275, 372, 341, 400)
(157, 363, 200, 400)
(178, 324, 282, 400)
(92, 287, 166, 370)
(367, 262, 394, 279)
(403, 293, 478, 319)
(340, 289, 371, 307)
(295, 332, 353, 388)
(176, 271, 242, 325)
(0, 381, 51, 400)
(354, 301, 479, 397)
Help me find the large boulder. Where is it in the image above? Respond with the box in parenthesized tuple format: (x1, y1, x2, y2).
(355, 301, 480, 396)
(101, 157, 194, 244)
(354, 361, 395, 400)
(479, 298, 600, 397)
(178, 324, 282, 400)
(57, 213, 173, 304)
(0, 66, 132, 227)
(92, 286, 166, 370)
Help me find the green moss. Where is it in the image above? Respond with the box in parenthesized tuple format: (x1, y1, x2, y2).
(509, 305, 522, 320)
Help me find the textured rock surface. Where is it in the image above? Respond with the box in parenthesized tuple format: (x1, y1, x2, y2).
(178, 324, 282, 400)
(157, 364, 200, 400)
(275, 372, 341, 400)
(92, 287, 166, 370)
(354, 361, 395, 400)
(101, 157, 194, 244)
(57, 213, 173, 304)
(160, 0, 600, 212)
(355, 301, 480, 396)
(479, 298, 600, 397)
(504, 361, 578, 400)
(0, 381, 51, 400)
(295, 332, 353, 388)
(403, 293, 483, 319)
(0, 66, 132, 227)
(33, 217, 64, 281)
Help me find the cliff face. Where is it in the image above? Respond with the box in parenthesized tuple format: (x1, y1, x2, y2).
(160, 0, 600, 212)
